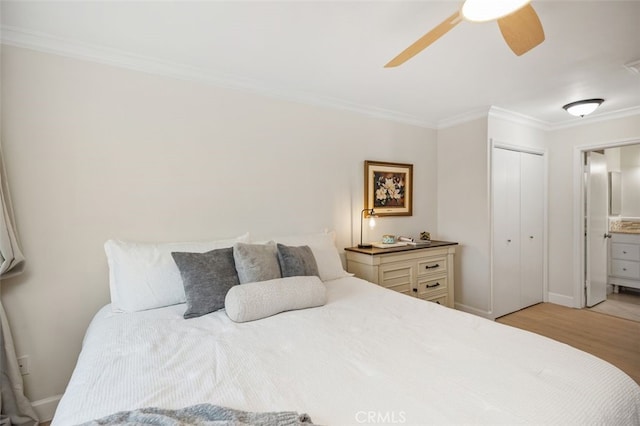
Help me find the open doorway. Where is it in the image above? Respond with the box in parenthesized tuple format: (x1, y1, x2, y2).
(580, 143, 640, 322)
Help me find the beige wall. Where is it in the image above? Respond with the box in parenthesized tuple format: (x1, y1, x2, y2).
(0, 46, 437, 415)
(547, 115, 640, 306)
(437, 118, 490, 315)
(3, 42, 639, 419)
(437, 113, 548, 318)
(438, 111, 640, 316)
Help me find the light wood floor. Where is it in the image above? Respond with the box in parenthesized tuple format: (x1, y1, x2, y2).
(497, 302, 640, 384)
(588, 287, 640, 322)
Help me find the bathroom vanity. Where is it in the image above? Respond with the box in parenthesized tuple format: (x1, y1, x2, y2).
(609, 225, 640, 291)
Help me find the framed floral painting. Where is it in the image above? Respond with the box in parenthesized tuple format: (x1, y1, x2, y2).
(364, 160, 413, 216)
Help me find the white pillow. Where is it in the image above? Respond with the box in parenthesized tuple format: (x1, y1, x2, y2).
(105, 232, 250, 312)
(225, 276, 326, 323)
(273, 231, 352, 282)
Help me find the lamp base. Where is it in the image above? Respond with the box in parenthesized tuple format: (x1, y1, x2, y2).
(357, 243, 373, 249)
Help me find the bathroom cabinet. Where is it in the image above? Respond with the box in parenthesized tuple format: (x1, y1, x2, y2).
(609, 232, 640, 291)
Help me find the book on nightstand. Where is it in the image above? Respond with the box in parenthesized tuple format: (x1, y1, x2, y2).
(371, 242, 409, 248)
(397, 236, 431, 247)
(407, 240, 432, 246)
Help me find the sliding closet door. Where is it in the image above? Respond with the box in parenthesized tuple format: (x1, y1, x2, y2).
(492, 148, 522, 318)
(519, 152, 544, 308)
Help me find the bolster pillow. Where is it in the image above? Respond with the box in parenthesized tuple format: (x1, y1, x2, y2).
(225, 276, 327, 323)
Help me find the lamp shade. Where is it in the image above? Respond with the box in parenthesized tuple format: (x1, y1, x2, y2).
(358, 208, 377, 249)
(562, 99, 604, 117)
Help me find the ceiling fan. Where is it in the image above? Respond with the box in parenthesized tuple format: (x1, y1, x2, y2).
(385, 0, 545, 68)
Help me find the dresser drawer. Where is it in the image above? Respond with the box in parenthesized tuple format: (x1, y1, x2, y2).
(417, 256, 447, 277)
(416, 276, 448, 300)
(424, 294, 448, 306)
(379, 261, 414, 295)
(611, 233, 640, 244)
(611, 243, 640, 261)
(610, 259, 640, 279)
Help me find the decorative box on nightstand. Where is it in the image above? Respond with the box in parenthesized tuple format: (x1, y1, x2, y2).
(345, 241, 458, 308)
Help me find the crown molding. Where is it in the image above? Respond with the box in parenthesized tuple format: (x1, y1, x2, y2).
(487, 105, 640, 131)
(549, 106, 640, 130)
(624, 59, 640, 74)
(436, 107, 491, 130)
(3, 26, 638, 133)
(1, 26, 437, 129)
(488, 106, 551, 130)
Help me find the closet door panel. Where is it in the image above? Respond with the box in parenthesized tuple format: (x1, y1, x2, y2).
(520, 152, 544, 308)
(492, 148, 522, 318)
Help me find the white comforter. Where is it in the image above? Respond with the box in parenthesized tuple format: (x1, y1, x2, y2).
(53, 277, 640, 425)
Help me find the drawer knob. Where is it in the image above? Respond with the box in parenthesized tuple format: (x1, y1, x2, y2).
(412, 288, 417, 293)
(426, 282, 441, 289)
(623, 251, 627, 254)
(425, 264, 440, 269)
(623, 268, 627, 271)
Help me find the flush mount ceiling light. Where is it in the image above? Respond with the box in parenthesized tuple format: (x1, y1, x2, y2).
(562, 99, 605, 118)
(461, 0, 531, 22)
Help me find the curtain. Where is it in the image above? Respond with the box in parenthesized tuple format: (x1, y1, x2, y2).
(0, 147, 38, 426)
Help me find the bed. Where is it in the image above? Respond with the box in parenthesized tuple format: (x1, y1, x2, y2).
(52, 232, 640, 425)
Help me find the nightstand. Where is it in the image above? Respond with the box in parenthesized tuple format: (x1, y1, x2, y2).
(345, 241, 457, 308)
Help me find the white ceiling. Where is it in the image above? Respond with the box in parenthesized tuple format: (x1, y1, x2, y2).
(2, 1, 640, 128)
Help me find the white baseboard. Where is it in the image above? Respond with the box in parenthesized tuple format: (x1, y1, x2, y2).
(547, 292, 574, 308)
(454, 302, 492, 319)
(32, 394, 61, 423)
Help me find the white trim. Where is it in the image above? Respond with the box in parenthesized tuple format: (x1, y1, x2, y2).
(488, 106, 550, 130)
(572, 137, 640, 309)
(436, 107, 490, 129)
(552, 106, 640, 131)
(492, 141, 546, 156)
(4, 26, 639, 133)
(487, 137, 494, 318)
(489, 105, 640, 132)
(454, 302, 492, 319)
(32, 394, 61, 423)
(547, 292, 574, 308)
(573, 146, 584, 308)
(0, 26, 436, 130)
(625, 59, 640, 74)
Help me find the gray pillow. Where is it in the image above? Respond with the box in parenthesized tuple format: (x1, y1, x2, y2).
(276, 244, 319, 278)
(225, 276, 327, 323)
(171, 248, 239, 319)
(233, 242, 282, 284)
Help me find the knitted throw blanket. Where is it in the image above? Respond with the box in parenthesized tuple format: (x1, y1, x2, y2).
(78, 403, 314, 426)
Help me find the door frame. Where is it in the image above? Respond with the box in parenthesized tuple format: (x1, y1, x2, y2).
(490, 139, 549, 319)
(572, 137, 640, 308)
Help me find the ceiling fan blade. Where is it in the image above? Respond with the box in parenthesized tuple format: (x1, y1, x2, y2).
(497, 4, 545, 56)
(385, 11, 461, 68)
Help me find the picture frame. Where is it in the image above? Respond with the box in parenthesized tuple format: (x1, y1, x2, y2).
(364, 160, 413, 217)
